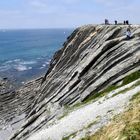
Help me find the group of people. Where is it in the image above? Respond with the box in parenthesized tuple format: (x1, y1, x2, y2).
(105, 19, 130, 25)
(104, 19, 132, 40)
(114, 20, 129, 25)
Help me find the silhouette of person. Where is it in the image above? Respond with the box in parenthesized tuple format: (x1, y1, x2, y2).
(126, 20, 129, 25)
(115, 20, 117, 25)
(105, 19, 109, 25)
(124, 21, 126, 25)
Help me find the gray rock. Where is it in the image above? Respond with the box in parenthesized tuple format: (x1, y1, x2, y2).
(1, 25, 140, 140)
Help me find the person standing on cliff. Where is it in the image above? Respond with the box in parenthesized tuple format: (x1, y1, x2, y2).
(124, 21, 126, 25)
(105, 19, 109, 25)
(126, 20, 129, 25)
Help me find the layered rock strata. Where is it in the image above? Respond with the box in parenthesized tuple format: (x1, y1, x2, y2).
(0, 25, 140, 140)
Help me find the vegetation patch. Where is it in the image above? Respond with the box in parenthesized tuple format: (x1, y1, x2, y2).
(131, 92, 140, 102)
(111, 80, 140, 98)
(58, 111, 69, 120)
(85, 120, 98, 129)
(83, 85, 117, 104)
(80, 92, 140, 140)
(62, 132, 77, 140)
(122, 70, 140, 85)
(81, 137, 90, 140)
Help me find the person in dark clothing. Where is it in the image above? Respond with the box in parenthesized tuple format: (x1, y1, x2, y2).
(115, 20, 117, 25)
(105, 19, 109, 25)
(105, 19, 107, 25)
(124, 21, 126, 25)
(126, 20, 129, 25)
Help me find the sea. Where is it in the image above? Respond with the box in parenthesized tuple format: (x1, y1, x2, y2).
(0, 29, 73, 84)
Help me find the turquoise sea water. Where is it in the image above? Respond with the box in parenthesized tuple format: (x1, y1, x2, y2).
(0, 29, 73, 84)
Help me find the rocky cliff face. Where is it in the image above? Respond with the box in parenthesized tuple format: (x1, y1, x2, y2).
(0, 25, 140, 140)
(0, 77, 42, 140)
(38, 24, 140, 106)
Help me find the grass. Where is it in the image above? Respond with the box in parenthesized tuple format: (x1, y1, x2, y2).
(81, 138, 90, 140)
(111, 80, 140, 98)
(130, 92, 140, 102)
(58, 111, 68, 120)
(83, 85, 117, 104)
(122, 70, 140, 85)
(80, 92, 140, 140)
(71, 85, 118, 110)
(62, 132, 77, 140)
(85, 120, 98, 129)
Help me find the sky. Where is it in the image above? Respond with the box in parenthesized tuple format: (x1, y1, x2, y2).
(0, 0, 139, 29)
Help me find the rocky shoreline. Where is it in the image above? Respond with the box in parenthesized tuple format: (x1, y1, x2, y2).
(0, 78, 15, 95)
(0, 77, 42, 140)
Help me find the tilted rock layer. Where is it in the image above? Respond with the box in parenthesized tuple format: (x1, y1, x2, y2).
(39, 25, 140, 106)
(1, 25, 140, 140)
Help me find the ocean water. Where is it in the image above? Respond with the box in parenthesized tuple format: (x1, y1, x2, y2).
(0, 29, 73, 84)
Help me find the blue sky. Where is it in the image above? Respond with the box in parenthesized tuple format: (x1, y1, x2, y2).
(0, 0, 139, 29)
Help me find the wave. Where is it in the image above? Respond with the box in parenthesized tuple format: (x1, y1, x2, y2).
(14, 65, 32, 72)
(4, 59, 36, 65)
(19, 61, 36, 65)
(4, 60, 13, 64)
(13, 59, 21, 62)
(39, 60, 51, 69)
(0, 57, 50, 73)
(0, 65, 11, 72)
(0, 59, 36, 72)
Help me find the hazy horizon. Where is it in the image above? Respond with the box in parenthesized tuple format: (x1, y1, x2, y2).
(0, 0, 139, 29)
(0, 27, 74, 30)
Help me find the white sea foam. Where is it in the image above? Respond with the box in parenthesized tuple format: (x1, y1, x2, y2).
(39, 61, 50, 69)
(14, 65, 32, 72)
(13, 59, 21, 62)
(0, 65, 11, 72)
(39, 67, 44, 69)
(42, 64, 46, 67)
(45, 61, 50, 65)
(28, 67, 32, 70)
(5, 59, 36, 65)
(15, 65, 28, 71)
(2, 59, 36, 72)
(20, 61, 36, 65)
(4, 60, 13, 64)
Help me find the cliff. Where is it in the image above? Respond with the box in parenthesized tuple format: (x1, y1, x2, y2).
(0, 25, 140, 140)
